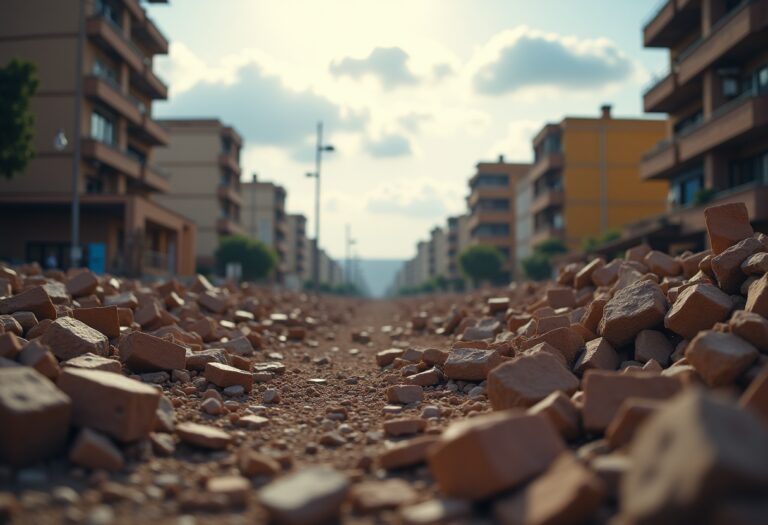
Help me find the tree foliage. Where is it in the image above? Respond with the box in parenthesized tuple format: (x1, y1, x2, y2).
(521, 253, 552, 281)
(215, 235, 276, 281)
(459, 245, 504, 285)
(0, 59, 38, 180)
(534, 238, 568, 257)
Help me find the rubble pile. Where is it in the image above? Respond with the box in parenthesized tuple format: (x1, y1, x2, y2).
(0, 201, 766, 524)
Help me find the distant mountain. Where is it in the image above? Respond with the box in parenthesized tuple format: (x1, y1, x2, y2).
(354, 259, 403, 298)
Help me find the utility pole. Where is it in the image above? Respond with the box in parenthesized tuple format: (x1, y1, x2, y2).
(306, 122, 335, 292)
(70, 0, 85, 268)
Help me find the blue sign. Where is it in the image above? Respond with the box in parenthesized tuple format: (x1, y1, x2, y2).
(88, 243, 106, 274)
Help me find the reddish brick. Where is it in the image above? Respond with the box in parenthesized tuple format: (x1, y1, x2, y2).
(528, 391, 581, 440)
(729, 310, 768, 352)
(745, 273, 768, 318)
(118, 331, 186, 372)
(634, 330, 674, 367)
(198, 291, 229, 314)
(443, 347, 502, 381)
(704, 202, 754, 255)
(258, 466, 349, 525)
(0, 286, 56, 320)
(57, 367, 160, 442)
(574, 337, 619, 375)
(521, 326, 584, 366)
(598, 280, 667, 347)
(685, 331, 758, 387)
(710, 237, 763, 294)
(41, 316, 109, 360)
(536, 314, 570, 335)
(0, 367, 71, 466)
(574, 258, 604, 289)
(0, 332, 21, 359)
(69, 428, 124, 471)
(428, 411, 565, 499)
(383, 418, 427, 437)
(605, 398, 662, 449)
(488, 352, 579, 409)
(386, 384, 423, 404)
(66, 271, 99, 298)
(205, 362, 253, 392)
(10, 311, 37, 334)
(379, 435, 440, 470)
(591, 259, 621, 287)
(664, 283, 732, 340)
(17, 340, 60, 380)
(73, 306, 120, 339)
(547, 287, 576, 309)
(643, 250, 682, 277)
(176, 422, 232, 449)
(740, 367, 768, 423)
(63, 352, 122, 373)
(134, 301, 162, 328)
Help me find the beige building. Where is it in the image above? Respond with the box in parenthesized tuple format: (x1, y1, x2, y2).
(285, 213, 309, 289)
(154, 119, 244, 271)
(428, 226, 449, 281)
(0, 0, 195, 276)
(467, 156, 531, 281)
(241, 177, 288, 281)
(447, 214, 471, 288)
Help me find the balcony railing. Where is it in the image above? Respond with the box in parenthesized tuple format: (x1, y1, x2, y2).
(643, 0, 672, 28)
(676, 0, 751, 63)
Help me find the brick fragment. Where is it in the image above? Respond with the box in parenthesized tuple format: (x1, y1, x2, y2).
(620, 389, 768, 525)
(494, 453, 605, 525)
(10, 311, 37, 334)
(376, 348, 403, 367)
(0, 285, 56, 320)
(443, 347, 501, 381)
(634, 329, 674, 366)
(238, 449, 281, 477)
(41, 316, 109, 360)
(72, 306, 120, 339)
(745, 273, 768, 318)
(574, 337, 618, 375)
(605, 398, 662, 449)
(528, 391, 580, 440)
(685, 330, 758, 387)
(206, 475, 250, 506)
(643, 250, 681, 277)
(598, 280, 667, 347)
(69, 428, 124, 471)
(547, 287, 576, 309)
(740, 367, 768, 423)
(521, 326, 583, 365)
(704, 202, 754, 255)
(741, 252, 768, 275)
(258, 466, 349, 525)
(574, 258, 604, 289)
(664, 283, 732, 340)
(63, 352, 122, 373)
(66, 271, 99, 298)
(205, 362, 253, 392)
(185, 348, 228, 371)
(0, 368, 71, 466)
(0, 332, 21, 359)
(383, 418, 426, 437)
(729, 310, 768, 352)
(176, 422, 232, 449)
(350, 479, 419, 513)
(379, 435, 440, 470)
(18, 340, 60, 380)
(488, 352, 579, 409)
(710, 237, 764, 293)
(118, 331, 186, 372)
(428, 411, 565, 500)
(386, 384, 423, 404)
(582, 370, 681, 433)
(198, 291, 228, 314)
(58, 367, 160, 442)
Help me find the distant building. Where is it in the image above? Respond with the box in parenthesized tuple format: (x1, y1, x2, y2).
(446, 215, 470, 287)
(525, 106, 668, 253)
(0, 0, 195, 276)
(629, 0, 768, 252)
(285, 214, 309, 289)
(155, 119, 244, 272)
(429, 226, 449, 281)
(514, 175, 533, 275)
(241, 177, 288, 282)
(466, 156, 530, 281)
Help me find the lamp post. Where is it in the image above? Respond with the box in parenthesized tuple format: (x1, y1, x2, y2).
(305, 122, 335, 292)
(70, 0, 85, 268)
(345, 224, 356, 287)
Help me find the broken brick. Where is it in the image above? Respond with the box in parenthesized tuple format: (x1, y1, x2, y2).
(488, 352, 579, 409)
(41, 316, 109, 360)
(598, 280, 667, 347)
(205, 362, 253, 393)
(118, 331, 186, 372)
(685, 330, 758, 387)
(704, 202, 754, 255)
(69, 428, 124, 471)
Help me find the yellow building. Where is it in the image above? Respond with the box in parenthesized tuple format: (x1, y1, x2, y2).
(527, 105, 668, 252)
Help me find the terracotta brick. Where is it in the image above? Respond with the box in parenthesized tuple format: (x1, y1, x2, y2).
(238, 449, 281, 477)
(626, 244, 651, 263)
(428, 411, 565, 499)
(117, 307, 134, 326)
(745, 273, 768, 318)
(386, 384, 423, 404)
(740, 367, 768, 423)
(205, 362, 253, 392)
(710, 237, 764, 294)
(591, 259, 621, 287)
(198, 291, 229, 314)
(574, 258, 604, 289)
(63, 352, 122, 373)
(581, 298, 606, 334)
(57, 367, 160, 442)
(582, 370, 682, 433)
(383, 418, 427, 436)
(104, 292, 138, 309)
(258, 466, 349, 525)
(118, 331, 186, 372)
(72, 306, 120, 339)
(0, 285, 56, 320)
(41, 316, 109, 360)
(741, 252, 768, 275)
(10, 311, 37, 334)
(488, 352, 579, 409)
(488, 296, 510, 314)
(406, 367, 442, 386)
(536, 314, 570, 335)
(620, 389, 768, 525)
(680, 250, 711, 278)
(520, 341, 568, 368)
(664, 283, 732, 340)
(0, 332, 21, 359)
(422, 347, 448, 365)
(605, 398, 662, 449)
(378, 435, 440, 470)
(0, 315, 22, 336)
(528, 391, 581, 440)
(574, 337, 619, 375)
(598, 280, 668, 347)
(729, 310, 768, 352)
(493, 453, 605, 525)
(185, 348, 228, 371)
(685, 330, 758, 387)
(176, 422, 232, 449)
(634, 329, 674, 367)
(643, 250, 682, 277)
(17, 340, 60, 380)
(547, 287, 576, 309)
(704, 202, 754, 255)
(221, 335, 254, 356)
(134, 301, 162, 329)
(521, 326, 584, 366)
(69, 428, 124, 471)
(0, 368, 71, 466)
(443, 347, 502, 381)
(66, 271, 99, 298)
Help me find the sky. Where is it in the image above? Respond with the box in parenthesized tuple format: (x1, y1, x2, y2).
(148, 0, 667, 261)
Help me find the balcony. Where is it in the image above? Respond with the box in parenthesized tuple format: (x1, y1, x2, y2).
(135, 114, 169, 146)
(641, 140, 679, 180)
(643, 0, 701, 47)
(81, 138, 141, 178)
(529, 189, 564, 215)
(141, 164, 170, 193)
(642, 68, 702, 113)
(218, 153, 241, 176)
(86, 15, 168, 99)
(217, 184, 243, 206)
(527, 152, 563, 185)
(84, 76, 141, 123)
(678, 91, 768, 162)
(529, 226, 566, 248)
(216, 217, 244, 235)
(676, 1, 768, 85)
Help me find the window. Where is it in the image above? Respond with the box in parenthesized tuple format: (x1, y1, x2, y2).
(669, 169, 704, 208)
(95, 0, 121, 27)
(673, 110, 703, 136)
(474, 174, 508, 188)
(90, 110, 115, 145)
(729, 151, 768, 189)
(92, 58, 118, 87)
(86, 177, 104, 194)
(472, 223, 509, 237)
(476, 198, 509, 211)
(126, 146, 145, 164)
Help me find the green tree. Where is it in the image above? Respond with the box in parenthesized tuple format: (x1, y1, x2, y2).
(0, 59, 39, 179)
(459, 245, 504, 286)
(534, 238, 568, 257)
(521, 252, 552, 281)
(215, 235, 276, 281)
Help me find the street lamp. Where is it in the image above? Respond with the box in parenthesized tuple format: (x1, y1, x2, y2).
(305, 121, 335, 292)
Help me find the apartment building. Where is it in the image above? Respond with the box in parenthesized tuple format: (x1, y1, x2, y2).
(514, 175, 533, 273)
(154, 119, 244, 272)
(525, 106, 668, 253)
(285, 213, 309, 289)
(447, 214, 471, 288)
(241, 176, 288, 282)
(428, 226, 449, 280)
(636, 0, 768, 251)
(0, 0, 195, 276)
(466, 156, 530, 280)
